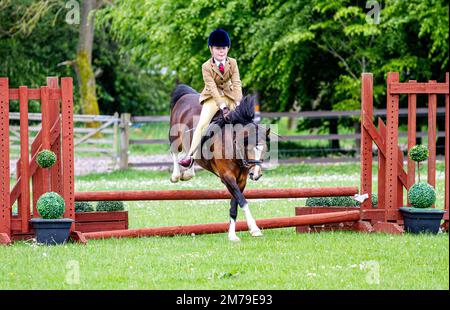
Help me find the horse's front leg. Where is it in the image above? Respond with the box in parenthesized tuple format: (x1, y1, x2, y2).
(228, 198, 240, 241)
(222, 175, 262, 239)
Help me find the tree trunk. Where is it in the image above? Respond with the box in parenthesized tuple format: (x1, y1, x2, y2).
(74, 0, 100, 127)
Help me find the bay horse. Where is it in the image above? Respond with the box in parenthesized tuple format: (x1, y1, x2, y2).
(169, 84, 271, 241)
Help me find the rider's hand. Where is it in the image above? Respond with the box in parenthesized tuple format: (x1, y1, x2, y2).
(221, 106, 231, 121)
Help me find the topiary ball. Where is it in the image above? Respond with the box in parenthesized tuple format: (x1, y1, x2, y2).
(36, 149, 57, 168)
(371, 193, 378, 208)
(37, 192, 66, 219)
(96, 201, 125, 212)
(408, 182, 436, 208)
(305, 197, 332, 207)
(409, 145, 429, 162)
(331, 196, 359, 207)
(75, 201, 94, 213)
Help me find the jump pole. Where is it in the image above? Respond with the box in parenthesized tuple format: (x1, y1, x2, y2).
(75, 187, 359, 201)
(82, 210, 361, 240)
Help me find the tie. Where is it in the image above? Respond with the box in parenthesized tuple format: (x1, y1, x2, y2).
(219, 63, 224, 74)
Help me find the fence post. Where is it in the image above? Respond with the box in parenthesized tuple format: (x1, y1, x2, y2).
(119, 113, 131, 170)
(113, 112, 119, 168)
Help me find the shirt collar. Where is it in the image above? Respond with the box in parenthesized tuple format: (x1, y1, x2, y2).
(213, 57, 227, 67)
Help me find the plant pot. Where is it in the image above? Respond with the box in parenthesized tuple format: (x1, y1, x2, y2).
(30, 218, 74, 245)
(400, 207, 446, 234)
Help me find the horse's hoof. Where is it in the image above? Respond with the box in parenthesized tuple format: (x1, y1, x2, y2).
(228, 234, 241, 242)
(250, 229, 263, 237)
(180, 172, 194, 181)
(170, 175, 181, 183)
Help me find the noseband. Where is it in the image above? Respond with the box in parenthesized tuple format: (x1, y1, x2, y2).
(236, 123, 264, 169)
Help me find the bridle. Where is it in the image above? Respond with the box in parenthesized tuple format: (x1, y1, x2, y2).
(235, 122, 267, 169)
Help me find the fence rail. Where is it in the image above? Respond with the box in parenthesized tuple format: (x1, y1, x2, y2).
(122, 108, 446, 169)
(9, 108, 446, 170)
(9, 113, 120, 165)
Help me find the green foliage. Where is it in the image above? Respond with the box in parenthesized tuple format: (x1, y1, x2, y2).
(95, 0, 448, 138)
(0, 0, 78, 112)
(96, 201, 125, 212)
(329, 196, 359, 207)
(306, 194, 377, 208)
(36, 149, 56, 168)
(371, 193, 378, 208)
(37, 192, 66, 219)
(408, 183, 436, 209)
(409, 145, 429, 162)
(305, 197, 333, 207)
(75, 202, 94, 213)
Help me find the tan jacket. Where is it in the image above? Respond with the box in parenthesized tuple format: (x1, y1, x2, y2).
(198, 57, 243, 107)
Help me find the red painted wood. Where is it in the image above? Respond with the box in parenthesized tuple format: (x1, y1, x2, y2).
(47, 77, 63, 196)
(0, 233, 12, 245)
(11, 117, 61, 207)
(8, 88, 61, 100)
(82, 210, 361, 240)
(61, 78, 75, 228)
(19, 86, 30, 233)
(360, 73, 373, 211)
(31, 130, 44, 217)
(407, 85, 417, 197)
(385, 72, 400, 211)
(377, 118, 386, 213)
(427, 83, 437, 190)
(372, 222, 404, 234)
(75, 187, 359, 202)
(75, 222, 128, 233)
(75, 211, 128, 222)
(445, 73, 449, 218)
(0, 78, 10, 240)
(389, 82, 449, 94)
(397, 150, 404, 209)
(364, 116, 407, 187)
(40, 86, 51, 194)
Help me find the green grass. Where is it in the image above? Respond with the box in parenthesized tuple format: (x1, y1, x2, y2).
(1, 162, 448, 289)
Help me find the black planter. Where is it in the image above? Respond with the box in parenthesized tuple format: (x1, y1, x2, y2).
(400, 207, 446, 234)
(30, 218, 74, 245)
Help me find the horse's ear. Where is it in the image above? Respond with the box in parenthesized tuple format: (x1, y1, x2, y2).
(266, 127, 270, 136)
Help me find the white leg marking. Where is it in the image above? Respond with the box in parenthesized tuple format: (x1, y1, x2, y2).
(170, 152, 182, 183)
(228, 218, 240, 242)
(242, 204, 263, 237)
(181, 164, 195, 181)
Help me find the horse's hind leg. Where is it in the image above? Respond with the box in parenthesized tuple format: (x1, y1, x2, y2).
(169, 137, 183, 183)
(170, 152, 182, 183)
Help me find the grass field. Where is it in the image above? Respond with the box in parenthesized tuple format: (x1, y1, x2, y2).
(0, 162, 448, 290)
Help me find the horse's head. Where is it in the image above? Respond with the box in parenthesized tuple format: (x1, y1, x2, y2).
(230, 96, 271, 181)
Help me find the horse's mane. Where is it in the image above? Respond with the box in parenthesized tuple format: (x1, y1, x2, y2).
(170, 84, 198, 110)
(229, 95, 255, 125)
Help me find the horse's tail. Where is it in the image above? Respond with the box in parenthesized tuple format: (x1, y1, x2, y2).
(170, 84, 198, 110)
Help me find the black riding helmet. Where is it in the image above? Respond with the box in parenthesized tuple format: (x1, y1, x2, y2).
(208, 28, 231, 47)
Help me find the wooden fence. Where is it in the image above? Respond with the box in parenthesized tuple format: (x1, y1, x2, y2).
(9, 108, 445, 170)
(119, 107, 446, 169)
(9, 113, 120, 166)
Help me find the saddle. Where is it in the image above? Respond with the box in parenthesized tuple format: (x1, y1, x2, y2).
(200, 110, 228, 146)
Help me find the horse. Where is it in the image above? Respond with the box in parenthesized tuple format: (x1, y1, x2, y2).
(168, 84, 271, 241)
